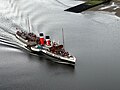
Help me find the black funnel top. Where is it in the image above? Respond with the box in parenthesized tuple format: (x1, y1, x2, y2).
(45, 36, 50, 39)
(39, 33, 44, 36)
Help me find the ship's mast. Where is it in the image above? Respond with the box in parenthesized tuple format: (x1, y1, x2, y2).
(27, 15, 31, 33)
(62, 28, 65, 48)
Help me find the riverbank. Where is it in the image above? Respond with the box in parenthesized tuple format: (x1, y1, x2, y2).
(65, 0, 111, 13)
(65, 0, 120, 17)
(87, 0, 120, 17)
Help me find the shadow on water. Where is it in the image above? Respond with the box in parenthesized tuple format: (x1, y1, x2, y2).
(27, 52, 75, 69)
(23, 52, 76, 75)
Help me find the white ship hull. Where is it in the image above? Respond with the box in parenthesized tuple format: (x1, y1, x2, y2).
(30, 46, 76, 64)
(15, 34, 28, 45)
(41, 49, 76, 64)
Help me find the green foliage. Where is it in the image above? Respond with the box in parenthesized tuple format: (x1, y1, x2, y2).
(86, 0, 103, 5)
